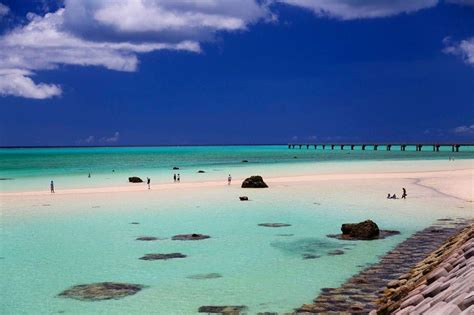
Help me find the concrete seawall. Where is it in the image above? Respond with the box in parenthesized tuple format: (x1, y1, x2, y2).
(374, 223, 473, 314)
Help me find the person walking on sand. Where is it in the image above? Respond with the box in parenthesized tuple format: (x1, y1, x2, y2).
(177, 174, 180, 182)
(173, 174, 176, 182)
(402, 187, 407, 199)
(147, 177, 151, 190)
(50, 180, 55, 193)
(228, 174, 232, 185)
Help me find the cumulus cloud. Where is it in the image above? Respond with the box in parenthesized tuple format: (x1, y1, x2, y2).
(0, 0, 270, 99)
(452, 125, 474, 135)
(277, 0, 437, 20)
(0, 3, 9, 19)
(443, 37, 474, 66)
(0, 69, 61, 99)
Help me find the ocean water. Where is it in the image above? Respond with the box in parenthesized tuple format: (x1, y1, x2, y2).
(1, 146, 473, 314)
(1, 145, 473, 192)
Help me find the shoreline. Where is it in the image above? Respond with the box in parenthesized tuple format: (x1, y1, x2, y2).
(1, 168, 472, 202)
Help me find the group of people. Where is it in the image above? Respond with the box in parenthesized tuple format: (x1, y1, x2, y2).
(387, 188, 407, 199)
(173, 174, 181, 183)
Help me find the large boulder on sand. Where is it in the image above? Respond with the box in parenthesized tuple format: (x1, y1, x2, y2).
(341, 220, 380, 240)
(241, 176, 268, 188)
(128, 177, 143, 183)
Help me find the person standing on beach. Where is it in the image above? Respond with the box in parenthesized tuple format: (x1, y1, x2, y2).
(147, 177, 151, 190)
(50, 180, 55, 193)
(402, 188, 407, 199)
(177, 174, 180, 182)
(228, 174, 232, 185)
(173, 174, 176, 182)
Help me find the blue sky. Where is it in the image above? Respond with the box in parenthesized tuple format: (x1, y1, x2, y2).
(0, 0, 473, 146)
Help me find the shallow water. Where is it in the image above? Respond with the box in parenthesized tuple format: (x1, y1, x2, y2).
(1, 146, 473, 314)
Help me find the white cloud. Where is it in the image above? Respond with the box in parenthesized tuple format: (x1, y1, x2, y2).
(0, 3, 9, 19)
(444, 37, 474, 66)
(0, 69, 61, 99)
(453, 125, 474, 135)
(277, 0, 437, 20)
(0, 0, 270, 99)
(101, 131, 120, 143)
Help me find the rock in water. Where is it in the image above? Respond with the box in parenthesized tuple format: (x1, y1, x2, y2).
(198, 306, 247, 313)
(241, 160, 249, 163)
(173, 167, 179, 170)
(139, 253, 186, 260)
(171, 233, 210, 241)
(58, 282, 144, 301)
(136, 236, 159, 241)
(239, 196, 249, 201)
(341, 220, 380, 240)
(128, 177, 143, 183)
(186, 273, 222, 280)
(258, 223, 291, 228)
(197, 170, 205, 173)
(241, 176, 268, 188)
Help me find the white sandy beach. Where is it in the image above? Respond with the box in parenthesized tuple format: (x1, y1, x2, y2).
(1, 160, 472, 202)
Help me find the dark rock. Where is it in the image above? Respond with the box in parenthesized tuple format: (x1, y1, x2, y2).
(241, 160, 249, 163)
(129, 222, 140, 225)
(197, 170, 205, 173)
(276, 234, 294, 237)
(173, 167, 179, 170)
(0, 178, 13, 180)
(171, 233, 210, 241)
(139, 253, 186, 260)
(58, 282, 144, 301)
(198, 306, 247, 313)
(186, 273, 222, 280)
(241, 176, 268, 188)
(239, 196, 249, 201)
(328, 229, 400, 241)
(341, 220, 380, 240)
(303, 254, 321, 260)
(128, 177, 143, 183)
(328, 249, 344, 256)
(258, 223, 291, 228)
(136, 236, 159, 241)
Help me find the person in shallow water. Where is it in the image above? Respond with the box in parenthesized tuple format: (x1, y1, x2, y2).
(402, 187, 407, 199)
(173, 174, 176, 182)
(147, 177, 151, 190)
(391, 194, 398, 199)
(177, 174, 180, 182)
(50, 180, 54, 193)
(228, 174, 232, 185)
(387, 193, 391, 199)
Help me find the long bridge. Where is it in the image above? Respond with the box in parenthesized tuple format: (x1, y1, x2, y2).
(287, 143, 473, 152)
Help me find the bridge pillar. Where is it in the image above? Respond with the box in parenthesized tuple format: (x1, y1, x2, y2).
(340, 145, 344, 150)
(351, 145, 355, 150)
(322, 145, 326, 150)
(362, 145, 366, 150)
(299, 145, 302, 149)
(401, 145, 406, 151)
(436, 145, 440, 152)
(387, 145, 391, 151)
(374, 145, 378, 151)
(306, 144, 309, 149)
(314, 145, 317, 150)
(433, 145, 436, 152)
(456, 145, 460, 152)
(331, 145, 335, 150)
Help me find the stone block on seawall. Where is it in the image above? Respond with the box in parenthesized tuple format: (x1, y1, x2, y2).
(426, 267, 448, 285)
(400, 293, 424, 309)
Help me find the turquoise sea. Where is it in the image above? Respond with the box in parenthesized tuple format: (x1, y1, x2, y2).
(1, 145, 473, 314)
